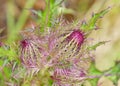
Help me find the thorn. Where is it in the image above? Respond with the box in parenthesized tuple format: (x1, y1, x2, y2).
(92, 12, 95, 17)
(81, 19, 87, 25)
(0, 42, 3, 47)
(94, 25, 99, 30)
(31, 22, 35, 31)
(24, 8, 38, 16)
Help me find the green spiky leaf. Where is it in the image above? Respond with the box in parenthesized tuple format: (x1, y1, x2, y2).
(107, 63, 120, 85)
(87, 41, 109, 50)
(88, 63, 102, 86)
(81, 7, 110, 31)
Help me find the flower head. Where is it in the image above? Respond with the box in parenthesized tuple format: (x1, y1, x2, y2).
(20, 37, 48, 69)
(20, 39, 29, 48)
(46, 23, 92, 85)
(51, 60, 88, 86)
(66, 30, 84, 47)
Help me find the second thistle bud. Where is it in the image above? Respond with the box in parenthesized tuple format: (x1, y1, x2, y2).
(20, 37, 48, 69)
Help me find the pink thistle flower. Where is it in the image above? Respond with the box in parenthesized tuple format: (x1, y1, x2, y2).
(48, 28, 86, 64)
(51, 55, 91, 85)
(52, 65, 87, 85)
(66, 30, 84, 48)
(47, 24, 92, 85)
(20, 37, 49, 69)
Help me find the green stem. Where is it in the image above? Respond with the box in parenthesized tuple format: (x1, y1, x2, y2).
(7, 0, 36, 43)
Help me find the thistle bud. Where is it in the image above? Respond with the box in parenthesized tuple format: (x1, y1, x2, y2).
(20, 37, 48, 69)
(48, 27, 92, 85)
(66, 30, 84, 48)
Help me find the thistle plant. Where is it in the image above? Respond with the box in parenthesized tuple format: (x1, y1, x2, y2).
(14, 6, 110, 85)
(1, 0, 119, 86)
